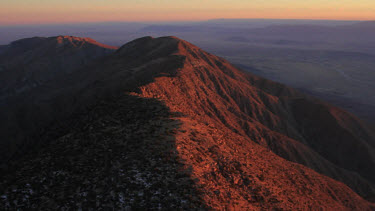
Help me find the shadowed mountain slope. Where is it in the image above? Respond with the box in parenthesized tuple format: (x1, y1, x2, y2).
(0, 36, 117, 100)
(0, 36, 374, 210)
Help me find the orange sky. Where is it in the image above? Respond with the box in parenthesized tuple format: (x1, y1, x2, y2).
(1, 0, 374, 25)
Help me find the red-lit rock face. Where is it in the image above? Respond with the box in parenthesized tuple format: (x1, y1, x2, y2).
(130, 37, 375, 209)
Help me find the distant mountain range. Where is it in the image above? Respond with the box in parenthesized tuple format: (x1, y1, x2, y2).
(0, 36, 374, 210)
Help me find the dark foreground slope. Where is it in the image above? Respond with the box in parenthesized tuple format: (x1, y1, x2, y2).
(0, 36, 374, 210)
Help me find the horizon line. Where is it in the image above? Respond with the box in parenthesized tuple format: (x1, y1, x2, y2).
(1, 18, 374, 27)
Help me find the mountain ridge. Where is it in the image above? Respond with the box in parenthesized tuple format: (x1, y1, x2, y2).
(131, 36, 375, 201)
(0, 36, 374, 209)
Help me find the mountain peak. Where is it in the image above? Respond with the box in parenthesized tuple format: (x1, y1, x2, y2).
(53, 35, 118, 49)
(117, 36, 199, 56)
(0, 35, 117, 99)
(55, 35, 91, 44)
(115, 36, 221, 76)
(8, 35, 117, 51)
(118, 36, 187, 56)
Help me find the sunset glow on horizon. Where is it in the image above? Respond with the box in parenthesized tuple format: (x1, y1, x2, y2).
(1, 0, 375, 25)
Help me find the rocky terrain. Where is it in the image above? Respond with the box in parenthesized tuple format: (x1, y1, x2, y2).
(0, 95, 205, 209)
(0, 36, 374, 210)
